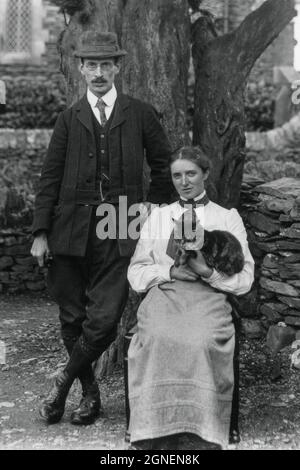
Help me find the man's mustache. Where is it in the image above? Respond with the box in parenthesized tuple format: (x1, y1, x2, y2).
(92, 79, 107, 84)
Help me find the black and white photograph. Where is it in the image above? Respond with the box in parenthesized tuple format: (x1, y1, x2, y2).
(0, 0, 300, 454)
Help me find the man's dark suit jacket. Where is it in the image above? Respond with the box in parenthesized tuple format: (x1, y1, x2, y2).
(32, 93, 173, 258)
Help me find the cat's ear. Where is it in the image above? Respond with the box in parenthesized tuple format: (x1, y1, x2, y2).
(173, 217, 183, 240)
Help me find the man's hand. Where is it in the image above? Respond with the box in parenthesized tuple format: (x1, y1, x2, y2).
(30, 232, 50, 267)
(170, 264, 199, 282)
(187, 251, 213, 278)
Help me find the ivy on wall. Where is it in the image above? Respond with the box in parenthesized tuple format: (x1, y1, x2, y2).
(0, 76, 66, 129)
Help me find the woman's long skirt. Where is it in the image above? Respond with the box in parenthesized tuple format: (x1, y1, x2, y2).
(128, 280, 235, 449)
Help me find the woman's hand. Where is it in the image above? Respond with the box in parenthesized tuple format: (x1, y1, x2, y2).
(187, 251, 213, 278)
(170, 264, 199, 282)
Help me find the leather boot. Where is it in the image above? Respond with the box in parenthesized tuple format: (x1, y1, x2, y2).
(39, 370, 73, 424)
(63, 335, 96, 396)
(40, 338, 97, 424)
(63, 336, 102, 425)
(70, 380, 102, 425)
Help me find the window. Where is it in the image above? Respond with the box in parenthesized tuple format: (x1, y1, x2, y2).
(5, 0, 32, 54)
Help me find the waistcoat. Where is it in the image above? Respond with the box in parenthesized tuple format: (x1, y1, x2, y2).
(91, 108, 123, 198)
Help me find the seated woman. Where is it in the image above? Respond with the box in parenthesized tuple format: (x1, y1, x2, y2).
(127, 146, 255, 450)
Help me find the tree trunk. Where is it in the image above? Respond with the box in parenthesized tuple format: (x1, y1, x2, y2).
(191, 0, 296, 208)
(121, 0, 190, 147)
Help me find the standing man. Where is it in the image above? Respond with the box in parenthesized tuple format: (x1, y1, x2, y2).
(31, 31, 173, 426)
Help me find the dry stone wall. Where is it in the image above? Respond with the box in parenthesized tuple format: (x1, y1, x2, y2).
(0, 228, 46, 294)
(0, 129, 50, 293)
(240, 176, 300, 339)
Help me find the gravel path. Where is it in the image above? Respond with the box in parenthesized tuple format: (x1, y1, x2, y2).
(1, 294, 300, 450)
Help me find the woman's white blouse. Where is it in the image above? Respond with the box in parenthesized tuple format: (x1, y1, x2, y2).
(127, 200, 255, 296)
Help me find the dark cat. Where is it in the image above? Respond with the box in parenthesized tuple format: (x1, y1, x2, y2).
(173, 210, 244, 277)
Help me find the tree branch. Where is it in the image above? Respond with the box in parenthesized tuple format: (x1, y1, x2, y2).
(49, 0, 95, 23)
(232, 0, 296, 81)
(191, 15, 218, 60)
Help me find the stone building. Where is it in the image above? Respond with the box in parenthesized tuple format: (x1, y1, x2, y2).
(0, 0, 63, 72)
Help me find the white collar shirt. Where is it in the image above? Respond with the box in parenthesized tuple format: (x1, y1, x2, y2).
(87, 85, 117, 125)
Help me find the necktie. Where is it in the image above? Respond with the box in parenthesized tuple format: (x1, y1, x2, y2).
(96, 98, 107, 126)
(178, 193, 209, 208)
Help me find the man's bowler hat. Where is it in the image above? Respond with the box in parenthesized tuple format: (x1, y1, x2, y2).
(74, 31, 127, 59)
